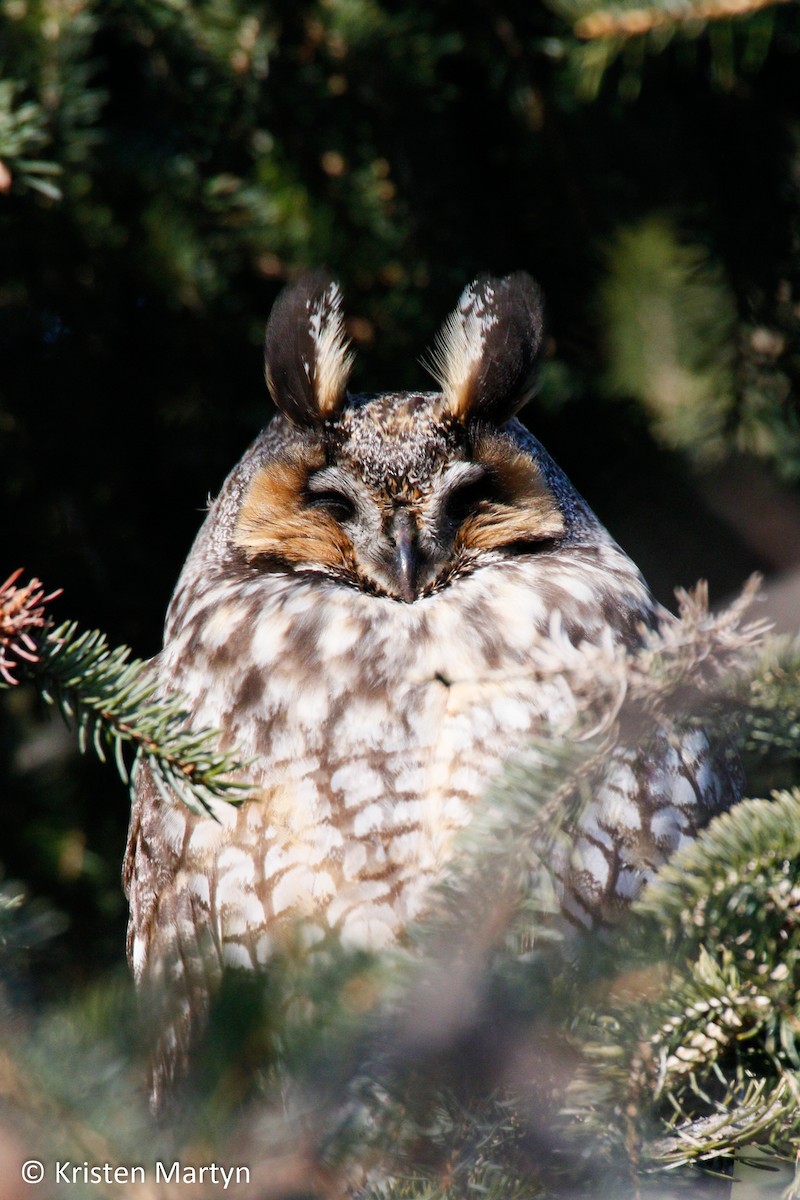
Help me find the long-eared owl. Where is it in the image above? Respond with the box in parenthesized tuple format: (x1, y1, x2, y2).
(124, 273, 740, 1097)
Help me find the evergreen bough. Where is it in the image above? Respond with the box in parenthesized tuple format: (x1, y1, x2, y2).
(0, 570, 249, 818)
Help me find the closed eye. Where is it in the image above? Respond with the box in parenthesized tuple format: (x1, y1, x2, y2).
(306, 489, 356, 522)
(443, 474, 506, 524)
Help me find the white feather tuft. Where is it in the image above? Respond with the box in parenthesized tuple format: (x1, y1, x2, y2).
(308, 282, 355, 417)
(423, 281, 498, 417)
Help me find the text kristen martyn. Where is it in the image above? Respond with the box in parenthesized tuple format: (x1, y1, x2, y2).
(21, 1161, 250, 1188)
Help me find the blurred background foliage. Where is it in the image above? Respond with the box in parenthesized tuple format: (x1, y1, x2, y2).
(1, 0, 800, 1192)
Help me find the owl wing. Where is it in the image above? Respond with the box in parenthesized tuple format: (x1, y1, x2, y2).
(124, 762, 223, 1102)
(555, 722, 743, 929)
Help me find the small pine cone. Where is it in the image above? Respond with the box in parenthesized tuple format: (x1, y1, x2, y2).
(0, 569, 61, 686)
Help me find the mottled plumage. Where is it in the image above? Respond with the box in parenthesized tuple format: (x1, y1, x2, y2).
(124, 274, 740, 1099)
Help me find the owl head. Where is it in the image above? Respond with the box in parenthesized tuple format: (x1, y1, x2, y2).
(231, 273, 597, 603)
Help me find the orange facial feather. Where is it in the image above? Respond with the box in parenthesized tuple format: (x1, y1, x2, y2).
(234, 451, 355, 571)
(456, 435, 565, 552)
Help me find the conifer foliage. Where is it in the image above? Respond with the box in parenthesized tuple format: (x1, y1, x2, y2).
(0, 571, 249, 816)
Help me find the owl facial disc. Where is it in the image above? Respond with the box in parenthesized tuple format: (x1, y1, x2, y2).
(235, 391, 566, 602)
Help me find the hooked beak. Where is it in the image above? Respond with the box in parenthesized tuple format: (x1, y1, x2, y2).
(391, 509, 420, 603)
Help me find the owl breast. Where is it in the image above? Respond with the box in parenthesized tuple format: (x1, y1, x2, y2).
(135, 541, 654, 976)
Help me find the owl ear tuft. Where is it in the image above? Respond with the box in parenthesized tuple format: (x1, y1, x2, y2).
(425, 273, 545, 424)
(264, 274, 355, 425)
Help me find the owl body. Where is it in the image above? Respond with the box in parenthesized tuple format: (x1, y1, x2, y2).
(125, 276, 739, 1093)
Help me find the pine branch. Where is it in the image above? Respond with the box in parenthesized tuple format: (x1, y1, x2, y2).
(648, 1079, 800, 1167)
(599, 218, 738, 461)
(594, 218, 800, 473)
(638, 787, 800, 940)
(568, 0, 791, 42)
(0, 80, 62, 199)
(0, 571, 250, 818)
(742, 634, 800, 762)
(562, 789, 800, 1171)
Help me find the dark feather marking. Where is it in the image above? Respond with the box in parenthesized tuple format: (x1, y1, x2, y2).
(430, 273, 546, 424)
(263, 273, 353, 425)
